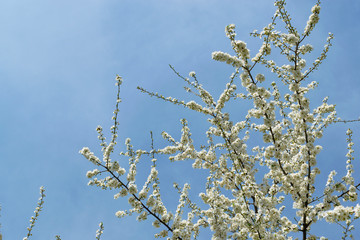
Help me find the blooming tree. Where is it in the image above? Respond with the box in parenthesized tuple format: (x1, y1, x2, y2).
(78, 0, 360, 239)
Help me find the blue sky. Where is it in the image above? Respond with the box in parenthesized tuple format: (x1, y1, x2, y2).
(0, 0, 359, 239)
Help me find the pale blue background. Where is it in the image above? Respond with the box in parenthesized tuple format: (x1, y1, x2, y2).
(0, 0, 359, 239)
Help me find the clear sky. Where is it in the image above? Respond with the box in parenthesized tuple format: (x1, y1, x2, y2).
(0, 0, 359, 239)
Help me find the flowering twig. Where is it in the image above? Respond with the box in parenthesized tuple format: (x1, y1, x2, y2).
(23, 186, 45, 240)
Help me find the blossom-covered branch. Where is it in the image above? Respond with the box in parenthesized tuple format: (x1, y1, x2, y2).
(80, 0, 360, 239)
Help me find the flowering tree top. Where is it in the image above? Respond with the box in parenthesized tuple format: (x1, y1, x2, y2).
(79, 0, 360, 239)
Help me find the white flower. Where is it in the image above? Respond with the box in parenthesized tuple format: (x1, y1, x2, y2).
(255, 73, 265, 83)
(128, 184, 138, 194)
(152, 220, 160, 228)
(189, 71, 196, 77)
(120, 188, 128, 197)
(354, 204, 360, 218)
(283, 33, 299, 45)
(115, 211, 126, 218)
(186, 100, 203, 112)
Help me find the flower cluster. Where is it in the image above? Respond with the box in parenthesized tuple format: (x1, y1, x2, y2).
(304, 3, 321, 36)
(212, 51, 244, 68)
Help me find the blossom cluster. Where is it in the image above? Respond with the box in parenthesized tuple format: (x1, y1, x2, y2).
(212, 51, 244, 68)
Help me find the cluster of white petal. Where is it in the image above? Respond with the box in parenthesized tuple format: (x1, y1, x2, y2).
(212, 51, 244, 68)
(304, 4, 321, 36)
